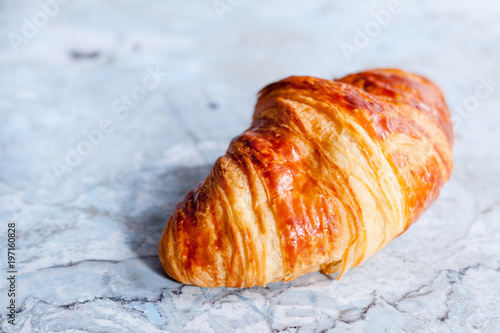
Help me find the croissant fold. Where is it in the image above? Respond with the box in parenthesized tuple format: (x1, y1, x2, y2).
(159, 69, 454, 288)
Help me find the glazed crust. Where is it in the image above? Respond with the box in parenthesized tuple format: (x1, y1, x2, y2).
(159, 69, 454, 288)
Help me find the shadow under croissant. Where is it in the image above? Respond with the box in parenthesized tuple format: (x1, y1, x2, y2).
(126, 164, 213, 282)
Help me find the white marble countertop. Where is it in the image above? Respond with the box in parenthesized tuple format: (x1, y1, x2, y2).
(1, 0, 499, 332)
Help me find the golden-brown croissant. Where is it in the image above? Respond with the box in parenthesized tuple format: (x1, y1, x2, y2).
(159, 69, 454, 288)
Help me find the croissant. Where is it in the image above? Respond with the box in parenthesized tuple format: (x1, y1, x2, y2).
(159, 69, 454, 288)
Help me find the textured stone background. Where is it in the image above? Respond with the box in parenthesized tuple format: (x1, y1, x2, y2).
(0, 0, 499, 332)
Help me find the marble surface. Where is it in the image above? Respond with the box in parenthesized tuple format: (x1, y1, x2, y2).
(1, 0, 499, 332)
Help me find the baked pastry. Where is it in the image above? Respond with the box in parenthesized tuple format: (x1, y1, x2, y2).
(159, 69, 454, 288)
